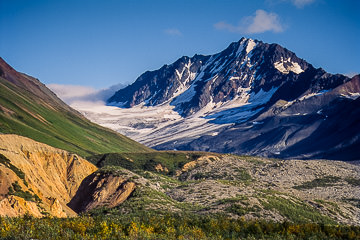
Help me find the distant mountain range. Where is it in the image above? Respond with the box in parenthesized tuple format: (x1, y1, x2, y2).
(101, 38, 360, 160)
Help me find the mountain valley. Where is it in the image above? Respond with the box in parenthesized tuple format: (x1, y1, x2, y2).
(0, 38, 359, 238)
(2, 0, 360, 238)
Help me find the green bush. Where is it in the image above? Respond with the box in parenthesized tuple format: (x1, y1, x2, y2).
(7, 181, 41, 202)
(87, 151, 210, 176)
(0, 153, 27, 186)
(293, 176, 341, 190)
(0, 213, 359, 240)
(260, 195, 335, 224)
(345, 177, 360, 187)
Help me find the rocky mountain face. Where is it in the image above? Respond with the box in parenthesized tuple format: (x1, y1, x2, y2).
(102, 38, 359, 160)
(68, 170, 135, 213)
(184, 75, 360, 160)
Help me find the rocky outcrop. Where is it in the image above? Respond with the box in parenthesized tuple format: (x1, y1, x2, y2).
(0, 134, 97, 217)
(176, 155, 220, 176)
(68, 171, 136, 213)
(0, 195, 43, 218)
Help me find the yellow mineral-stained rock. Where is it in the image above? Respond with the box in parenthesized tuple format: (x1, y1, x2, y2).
(0, 195, 43, 218)
(0, 134, 97, 217)
(48, 197, 67, 218)
(176, 155, 220, 176)
(155, 163, 169, 173)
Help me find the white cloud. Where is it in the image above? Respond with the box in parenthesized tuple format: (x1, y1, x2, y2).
(47, 84, 96, 103)
(246, 9, 284, 34)
(214, 21, 240, 33)
(292, 0, 315, 8)
(214, 9, 284, 34)
(164, 28, 182, 36)
(47, 83, 126, 105)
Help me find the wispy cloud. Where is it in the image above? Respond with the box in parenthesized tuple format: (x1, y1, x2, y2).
(214, 9, 284, 34)
(266, 0, 316, 8)
(245, 9, 284, 33)
(47, 83, 126, 105)
(47, 84, 96, 103)
(164, 28, 182, 36)
(291, 0, 316, 8)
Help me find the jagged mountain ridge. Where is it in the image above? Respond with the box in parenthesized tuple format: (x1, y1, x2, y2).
(108, 38, 347, 119)
(83, 38, 358, 160)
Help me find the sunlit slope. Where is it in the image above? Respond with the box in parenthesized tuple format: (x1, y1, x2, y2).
(0, 58, 151, 156)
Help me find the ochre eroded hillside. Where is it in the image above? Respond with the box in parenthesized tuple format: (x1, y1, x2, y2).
(0, 134, 97, 217)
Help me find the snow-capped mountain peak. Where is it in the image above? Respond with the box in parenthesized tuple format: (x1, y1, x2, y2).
(108, 37, 313, 117)
(80, 38, 358, 160)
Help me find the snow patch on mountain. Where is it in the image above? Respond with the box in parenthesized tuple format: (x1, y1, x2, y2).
(171, 71, 204, 106)
(205, 87, 278, 124)
(299, 90, 330, 100)
(72, 100, 230, 147)
(341, 92, 360, 100)
(274, 57, 304, 74)
(70, 77, 281, 147)
(283, 90, 331, 108)
(172, 62, 197, 100)
(246, 39, 257, 54)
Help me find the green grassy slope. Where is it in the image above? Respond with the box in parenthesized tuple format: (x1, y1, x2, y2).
(0, 60, 151, 156)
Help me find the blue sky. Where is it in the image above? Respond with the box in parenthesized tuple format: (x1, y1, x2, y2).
(1, 0, 359, 90)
